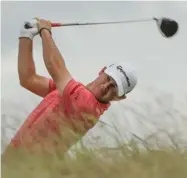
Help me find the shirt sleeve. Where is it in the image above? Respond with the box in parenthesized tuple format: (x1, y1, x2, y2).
(48, 79, 57, 93)
(48, 79, 79, 95)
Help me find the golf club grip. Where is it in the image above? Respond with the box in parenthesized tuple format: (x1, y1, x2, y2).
(51, 23, 83, 27)
(51, 23, 63, 27)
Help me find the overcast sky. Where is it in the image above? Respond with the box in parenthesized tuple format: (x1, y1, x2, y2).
(1, 1, 187, 148)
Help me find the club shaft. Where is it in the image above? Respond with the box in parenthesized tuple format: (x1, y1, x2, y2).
(51, 17, 156, 27)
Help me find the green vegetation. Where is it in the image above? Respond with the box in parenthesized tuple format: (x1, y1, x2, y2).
(2, 131, 187, 178)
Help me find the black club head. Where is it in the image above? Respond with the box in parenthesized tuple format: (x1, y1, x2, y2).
(154, 17, 179, 38)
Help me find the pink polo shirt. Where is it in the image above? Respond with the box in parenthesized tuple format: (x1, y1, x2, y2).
(10, 79, 110, 152)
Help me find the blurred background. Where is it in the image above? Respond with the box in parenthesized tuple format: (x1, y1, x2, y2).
(1, 1, 187, 152)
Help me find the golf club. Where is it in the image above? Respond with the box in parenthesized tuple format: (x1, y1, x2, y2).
(50, 17, 179, 38)
(25, 16, 178, 38)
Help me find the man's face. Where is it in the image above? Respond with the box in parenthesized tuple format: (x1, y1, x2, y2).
(91, 69, 126, 103)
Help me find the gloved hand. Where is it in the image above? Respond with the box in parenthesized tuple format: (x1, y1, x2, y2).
(19, 18, 39, 40)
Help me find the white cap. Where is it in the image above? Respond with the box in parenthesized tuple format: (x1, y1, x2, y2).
(104, 62, 137, 96)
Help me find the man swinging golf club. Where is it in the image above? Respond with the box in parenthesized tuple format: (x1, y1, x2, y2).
(5, 18, 137, 153)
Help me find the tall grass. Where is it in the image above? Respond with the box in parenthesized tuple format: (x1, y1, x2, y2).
(2, 124, 187, 178)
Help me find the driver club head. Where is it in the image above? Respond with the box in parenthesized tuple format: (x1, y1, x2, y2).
(154, 17, 179, 38)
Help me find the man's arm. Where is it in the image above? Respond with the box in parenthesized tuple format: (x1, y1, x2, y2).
(39, 20, 72, 94)
(18, 38, 51, 97)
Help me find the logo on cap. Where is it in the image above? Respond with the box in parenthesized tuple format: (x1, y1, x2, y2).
(116, 65, 131, 87)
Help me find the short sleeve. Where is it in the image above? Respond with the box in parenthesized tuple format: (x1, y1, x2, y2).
(48, 79, 57, 93)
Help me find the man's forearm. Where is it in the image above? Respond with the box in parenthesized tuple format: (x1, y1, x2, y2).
(40, 29, 66, 83)
(18, 38, 36, 85)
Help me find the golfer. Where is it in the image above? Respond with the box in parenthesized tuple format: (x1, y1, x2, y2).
(7, 18, 137, 152)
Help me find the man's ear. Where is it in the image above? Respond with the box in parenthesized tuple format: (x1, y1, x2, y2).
(99, 66, 107, 75)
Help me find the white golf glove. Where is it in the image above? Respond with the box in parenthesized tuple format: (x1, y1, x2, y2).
(19, 19, 39, 40)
